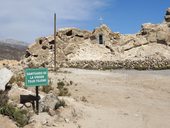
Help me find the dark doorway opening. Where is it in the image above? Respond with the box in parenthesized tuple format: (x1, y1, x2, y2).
(99, 34, 104, 44)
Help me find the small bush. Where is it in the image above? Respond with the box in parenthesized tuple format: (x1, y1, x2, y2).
(58, 87, 71, 96)
(13, 109, 28, 126)
(0, 91, 9, 107)
(42, 85, 53, 93)
(57, 81, 71, 96)
(81, 96, 88, 102)
(57, 81, 65, 89)
(55, 99, 66, 109)
(42, 78, 53, 93)
(0, 104, 29, 127)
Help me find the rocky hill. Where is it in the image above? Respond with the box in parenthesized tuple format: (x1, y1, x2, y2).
(22, 8, 170, 70)
(0, 39, 28, 61)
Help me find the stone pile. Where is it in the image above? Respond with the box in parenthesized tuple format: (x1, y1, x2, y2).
(165, 8, 170, 27)
(67, 56, 170, 70)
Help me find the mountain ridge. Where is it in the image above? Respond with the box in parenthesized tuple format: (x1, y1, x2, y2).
(0, 39, 27, 61)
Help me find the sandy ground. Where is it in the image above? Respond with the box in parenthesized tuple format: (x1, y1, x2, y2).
(49, 68, 170, 128)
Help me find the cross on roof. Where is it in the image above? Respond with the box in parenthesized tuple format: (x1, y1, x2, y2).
(99, 16, 104, 25)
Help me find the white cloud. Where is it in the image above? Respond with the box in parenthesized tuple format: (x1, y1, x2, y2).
(0, 0, 110, 42)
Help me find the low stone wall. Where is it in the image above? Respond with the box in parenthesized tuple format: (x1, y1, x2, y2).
(66, 58, 170, 70)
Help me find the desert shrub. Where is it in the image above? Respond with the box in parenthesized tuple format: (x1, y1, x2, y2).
(0, 91, 9, 107)
(13, 109, 28, 126)
(57, 81, 71, 96)
(55, 99, 66, 109)
(42, 85, 53, 93)
(42, 78, 53, 93)
(81, 96, 88, 102)
(58, 87, 71, 96)
(0, 104, 29, 127)
(57, 81, 65, 89)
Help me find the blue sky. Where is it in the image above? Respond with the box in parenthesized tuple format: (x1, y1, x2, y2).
(0, 0, 169, 43)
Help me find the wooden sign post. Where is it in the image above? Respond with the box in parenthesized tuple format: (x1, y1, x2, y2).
(54, 13, 57, 71)
(25, 68, 48, 114)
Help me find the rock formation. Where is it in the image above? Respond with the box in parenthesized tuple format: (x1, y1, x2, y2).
(165, 8, 170, 27)
(0, 68, 13, 91)
(22, 8, 170, 70)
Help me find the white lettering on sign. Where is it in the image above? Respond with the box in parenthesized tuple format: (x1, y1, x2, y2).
(28, 79, 36, 83)
(30, 76, 34, 79)
(27, 72, 43, 76)
(34, 76, 44, 79)
(36, 79, 47, 83)
(43, 72, 47, 75)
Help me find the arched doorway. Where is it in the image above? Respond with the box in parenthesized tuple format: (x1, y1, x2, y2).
(99, 34, 104, 44)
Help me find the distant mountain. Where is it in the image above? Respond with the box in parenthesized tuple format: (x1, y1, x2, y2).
(0, 39, 28, 61)
(0, 39, 28, 46)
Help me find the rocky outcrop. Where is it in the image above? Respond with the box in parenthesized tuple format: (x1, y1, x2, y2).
(140, 23, 170, 45)
(22, 8, 170, 70)
(0, 68, 13, 91)
(165, 8, 170, 27)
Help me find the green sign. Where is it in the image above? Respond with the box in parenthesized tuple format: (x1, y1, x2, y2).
(25, 68, 48, 87)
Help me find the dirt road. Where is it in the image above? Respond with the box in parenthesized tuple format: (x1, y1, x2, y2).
(49, 69, 170, 128)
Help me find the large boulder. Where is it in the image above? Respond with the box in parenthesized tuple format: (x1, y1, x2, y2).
(140, 23, 169, 44)
(165, 15, 170, 22)
(156, 31, 168, 44)
(118, 34, 148, 51)
(165, 8, 170, 22)
(39, 93, 60, 112)
(166, 8, 170, 15)
(0, 68, 13, 91)
(165, 8, 170, 27)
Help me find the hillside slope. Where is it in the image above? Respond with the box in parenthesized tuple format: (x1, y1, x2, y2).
(0, 40, 27, 60)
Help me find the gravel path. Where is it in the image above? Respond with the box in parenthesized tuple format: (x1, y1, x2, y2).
(49, 69, 170, 128)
